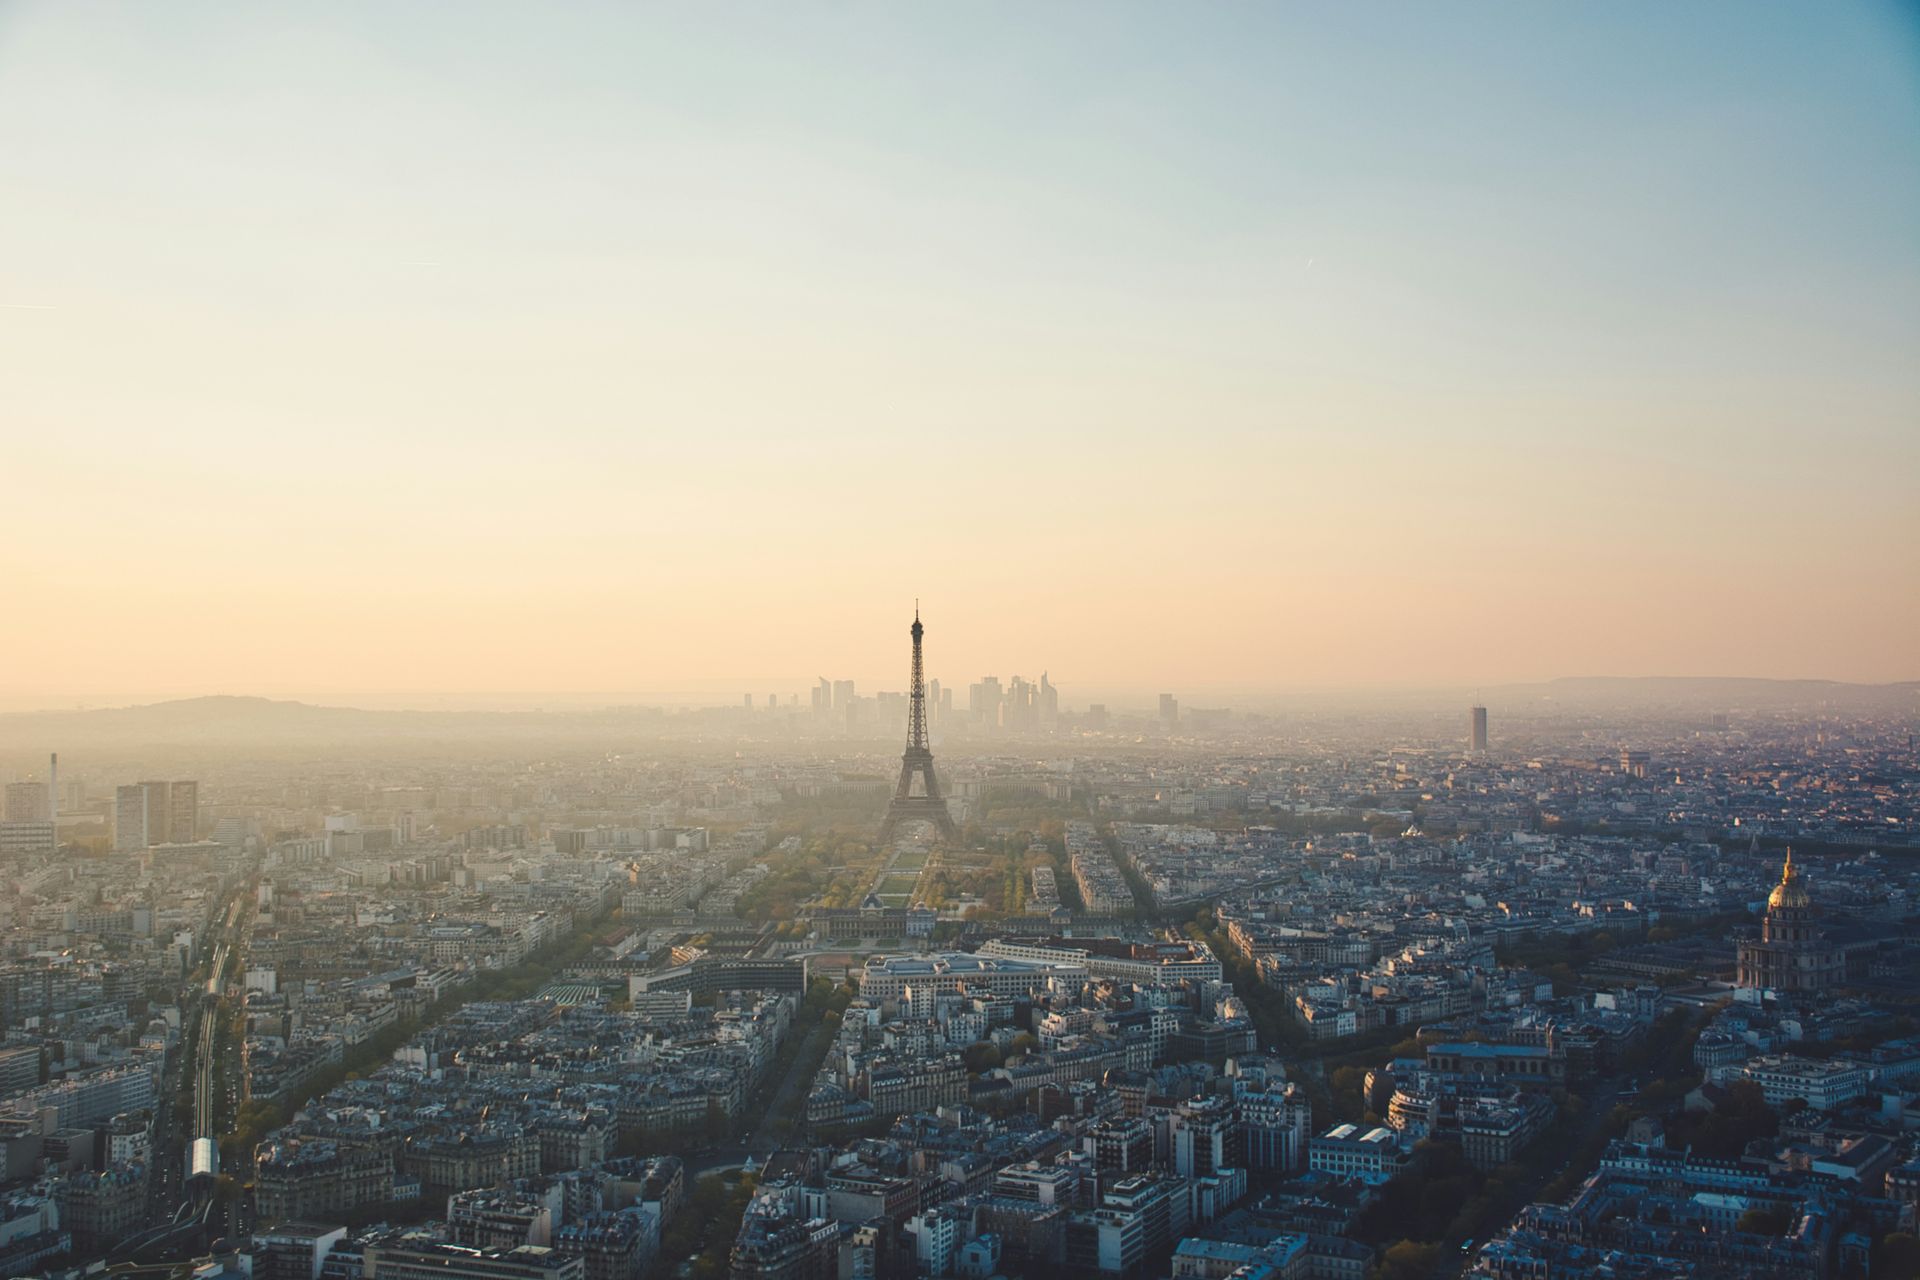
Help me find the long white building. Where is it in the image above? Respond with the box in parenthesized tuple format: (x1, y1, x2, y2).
(976, 936, 1222, 986)
(853, 952, 1088, 1008)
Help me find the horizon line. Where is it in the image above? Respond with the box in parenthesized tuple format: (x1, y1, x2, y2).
(0, 671, 1914, 718)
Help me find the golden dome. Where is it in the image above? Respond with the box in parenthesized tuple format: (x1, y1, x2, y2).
(1768, 850, 1811, 911)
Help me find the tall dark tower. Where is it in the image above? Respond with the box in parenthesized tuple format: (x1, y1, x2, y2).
(878, 605, 960, 846)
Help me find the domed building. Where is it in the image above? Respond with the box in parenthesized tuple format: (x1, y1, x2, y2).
(1736, 850, 1845, 993)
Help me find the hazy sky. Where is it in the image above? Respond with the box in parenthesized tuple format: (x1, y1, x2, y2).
(3, 2, 1916, 706)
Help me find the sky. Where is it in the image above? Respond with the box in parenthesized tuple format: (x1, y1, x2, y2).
(2, 2, 1917, 708)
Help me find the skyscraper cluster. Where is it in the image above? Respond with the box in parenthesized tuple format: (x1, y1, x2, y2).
(968, 673, 1057, 732)
(809, 677, 944, 734)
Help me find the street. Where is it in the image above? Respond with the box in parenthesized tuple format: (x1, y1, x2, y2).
(686, 1016, 837, 1176)
(121, 868, 257, 1263)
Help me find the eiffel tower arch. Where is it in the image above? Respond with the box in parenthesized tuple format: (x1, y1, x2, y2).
(877, 607, 960, 847)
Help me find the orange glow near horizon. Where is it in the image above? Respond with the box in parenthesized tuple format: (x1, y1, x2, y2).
(1, 4, 1915, 704)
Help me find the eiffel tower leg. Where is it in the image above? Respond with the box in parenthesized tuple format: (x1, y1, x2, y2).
(917, 764, 959, 841)
(879, 752, 959, 848)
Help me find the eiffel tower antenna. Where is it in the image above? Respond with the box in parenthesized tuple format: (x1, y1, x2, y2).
(878, 603, 959, 847)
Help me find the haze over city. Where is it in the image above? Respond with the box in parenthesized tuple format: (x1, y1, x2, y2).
(0, 10, 1918, 1280)
(3, 2, 1917, 709)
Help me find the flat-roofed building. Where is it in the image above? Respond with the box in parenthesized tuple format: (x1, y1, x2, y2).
(1740, 1054, 1872, 1111)
(1308, 1125, 1404, 1183)
(363, 1241, 584, 1280)
(854, 952, 1087, 1008)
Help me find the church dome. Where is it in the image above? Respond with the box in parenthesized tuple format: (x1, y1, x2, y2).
(1768, 850, 1811, 911)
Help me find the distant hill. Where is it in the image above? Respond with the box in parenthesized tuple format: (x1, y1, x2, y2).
(0, 694, 669, 752)
(50, 695, 344, 724)
(1491, 676, 1919, 710)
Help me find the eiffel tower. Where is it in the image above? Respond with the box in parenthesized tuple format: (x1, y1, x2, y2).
(877, 605, 960, 847)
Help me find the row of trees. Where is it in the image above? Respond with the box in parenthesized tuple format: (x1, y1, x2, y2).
(224, 911, 613, 1169)
(733, 826, 884, 921)
(1663, 1079, 1785, 1158)
(1186, 909, 1307, 1055)
(1352, 1090, 1611, 1257)
(664, 1171, 758, 1280)
(734, 807, 1089, 926)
